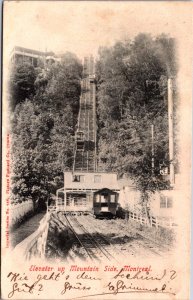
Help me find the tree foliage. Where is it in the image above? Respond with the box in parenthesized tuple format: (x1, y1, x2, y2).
(96, 33, 177, 195)
(11, 52, 82, 209)
(9, 63, 36, 110)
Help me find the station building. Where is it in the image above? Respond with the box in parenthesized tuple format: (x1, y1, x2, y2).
(118, 174, 180, 222)
(56, 171, 120, 212)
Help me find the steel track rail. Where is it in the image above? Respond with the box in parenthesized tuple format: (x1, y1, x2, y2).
(64, 215, 93, 260)
(78, 215, 121, 262)
(70, 216, 115, 261)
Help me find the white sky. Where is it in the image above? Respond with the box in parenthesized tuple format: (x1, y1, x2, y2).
(3, 1, 192, 61)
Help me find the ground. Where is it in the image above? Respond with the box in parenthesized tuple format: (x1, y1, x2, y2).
(45, 212, 176, 262)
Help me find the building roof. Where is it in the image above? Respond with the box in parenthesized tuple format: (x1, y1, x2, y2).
(93, 188, 118, 194)
(11, 46, 55, 57)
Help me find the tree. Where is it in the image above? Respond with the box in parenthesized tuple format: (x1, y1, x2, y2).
(44, 52, 82, 128)
(96, 33, 177, 218)
(10, 52, 82, 210)
(9, 63, 36, 110)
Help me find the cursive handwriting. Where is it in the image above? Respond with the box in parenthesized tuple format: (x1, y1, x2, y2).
(106, 280, 175, 295)
(7, 272, 61, 298)
(113, 268, 167, 280)
(8, 282, 43, 298)
(61, 282, 91, 295)
(76, 272, 101, 281)
(7, 272, 28, 282)
(6, 269, 177, 298)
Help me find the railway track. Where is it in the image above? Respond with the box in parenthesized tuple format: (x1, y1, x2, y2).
(82, 215, 166, 257)
(53, 212, 169, 260)
(64, 214, 116, 261)
(73, 64, 96, 172)
(78, 215, 124, 259)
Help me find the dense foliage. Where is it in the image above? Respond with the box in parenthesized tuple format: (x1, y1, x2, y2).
(9, 63, 36, 110)
(10, 53, 82, 209)
(96, 33, 177, 196)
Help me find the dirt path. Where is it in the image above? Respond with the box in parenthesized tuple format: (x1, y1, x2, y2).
(11, 212, 45, 248)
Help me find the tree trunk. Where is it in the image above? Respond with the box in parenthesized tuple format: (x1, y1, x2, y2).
(142, 191, 151, 224)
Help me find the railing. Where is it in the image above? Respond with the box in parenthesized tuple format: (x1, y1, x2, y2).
(129, 211, 148, 225)
(13, 213, 50, 260)
(129, 211, 177, 228)
(10, 200, 34, 227)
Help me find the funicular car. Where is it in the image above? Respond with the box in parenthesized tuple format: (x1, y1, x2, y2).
(93, 188, 119, 218)
(76, 130, 85, 150)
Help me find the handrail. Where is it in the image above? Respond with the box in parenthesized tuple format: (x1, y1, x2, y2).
(10, 200, 34, 227)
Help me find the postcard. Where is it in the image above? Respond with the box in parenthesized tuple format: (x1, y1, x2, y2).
(1, 1, 192, 299)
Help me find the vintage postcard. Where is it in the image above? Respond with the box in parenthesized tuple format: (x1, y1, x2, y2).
(1, 1, 192, 299)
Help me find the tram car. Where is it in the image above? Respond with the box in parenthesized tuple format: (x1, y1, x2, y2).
(93, 188, 119, 218)
(76, 130, 84, 141)
(76, 130, 85, 150)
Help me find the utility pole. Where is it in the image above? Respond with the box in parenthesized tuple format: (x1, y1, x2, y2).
(168, 78, 175, 186)
(151, 124, 155, 175)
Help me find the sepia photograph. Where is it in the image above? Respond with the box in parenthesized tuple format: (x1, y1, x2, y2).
(1, 1, 192, 299)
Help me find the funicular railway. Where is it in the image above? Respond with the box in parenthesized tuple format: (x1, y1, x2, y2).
(53, 56, 121, 262)
(64, 56, 97, 211)
(17, 55, 170, 262)
(56, 56, 120, 217)
(73, 56, 96, 172)
(56, 56, 98, 211)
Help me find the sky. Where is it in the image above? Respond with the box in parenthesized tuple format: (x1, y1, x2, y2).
(3, 1, 192, 61)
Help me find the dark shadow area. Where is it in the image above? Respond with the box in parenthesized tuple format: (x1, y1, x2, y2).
(11, 211, 46, 248)
(84, 140, 95, 151)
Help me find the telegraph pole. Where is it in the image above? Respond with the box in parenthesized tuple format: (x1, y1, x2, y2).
(168, 78, 175, 185)
(151, 124, 155, 175)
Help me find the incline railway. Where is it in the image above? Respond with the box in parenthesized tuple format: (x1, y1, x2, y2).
(53, 211, 121, 262)
(55, 56, 121, 217)
(63, 213, 118, 262)
(12, 54, 175, 262)
(73, 56, 96, 172)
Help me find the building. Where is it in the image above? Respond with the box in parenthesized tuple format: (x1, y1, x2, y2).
(10, 46, 61, 67)
(56, 171, 120, 212)
(148, 174, 180, 222)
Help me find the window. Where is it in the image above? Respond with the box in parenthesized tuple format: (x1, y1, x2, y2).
(160, 195, 173, 208)
(79, 175, 85, 183)
(95, 195, 100, 203)
(167, 198, 173, 208)
(101, 194, 108, 202)
(160, 196, 166, 208)
(110, 195, 116, 203)
(73, 175, 79, 182)
(72, 175, 84, 182)
(94, 175, 101, 183)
